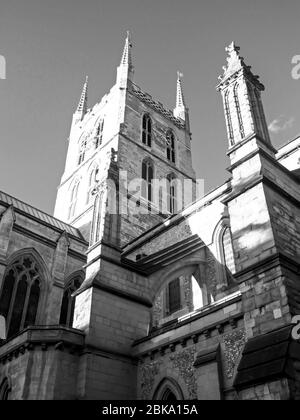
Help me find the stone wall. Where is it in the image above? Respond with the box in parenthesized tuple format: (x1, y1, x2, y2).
(135, 300, 245, 400)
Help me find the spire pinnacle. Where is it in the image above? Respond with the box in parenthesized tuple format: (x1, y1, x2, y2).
(120, 31, 133, 68)
(176, 71, 186, 109)
(174, 72, 189, 124)
(116, 31, 134, 85)
(76, 76, 88, 116)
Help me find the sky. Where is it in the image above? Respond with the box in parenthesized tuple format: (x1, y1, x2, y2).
(0, 0, 300, 215)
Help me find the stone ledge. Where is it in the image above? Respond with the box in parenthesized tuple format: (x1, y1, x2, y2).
(234, 252, 300, 284)
(0, 326, 85, 363)
(133, 303, 243, 359)
(234, 325, 300, 390)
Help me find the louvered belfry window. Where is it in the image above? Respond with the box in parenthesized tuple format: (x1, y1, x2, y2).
(142, 114, 152, 147)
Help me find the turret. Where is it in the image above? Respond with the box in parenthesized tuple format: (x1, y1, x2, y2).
(217, 42, 273, 156)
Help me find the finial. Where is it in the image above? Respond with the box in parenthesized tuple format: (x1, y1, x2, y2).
(217, 41, 255, 85)
(174, 71, 188, 122)
(217, 41, 265, 91)
(225, 41, 240, 55)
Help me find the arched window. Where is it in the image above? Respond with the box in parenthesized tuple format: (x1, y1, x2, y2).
(222, 227, 236, 274)
(142, 114, 152, 147)
(153, 378, 184, 400)
(224, 90, 234, 146)
(78, 139, 87, 165)
(166, 130, 176, 163)
(59, 277, 82, 327)
(142, 159, 154, 202)
(233, 83, 245, 139)
(68, 181, 80, 220)
(167, 278, 181, 315)
(86, 166, 99, 204)
(167, 174, 176, 214)
(90, 191, 104, 245)
(0, 257, 42, 340)
(95, 119, 104, 149)
(0, 378, 10, 400)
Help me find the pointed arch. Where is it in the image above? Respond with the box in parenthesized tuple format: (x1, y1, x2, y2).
(95, 118, 105, 149)
(212, 218, 236, 292)
(224, 89, 234, 146)
(233, 82, 245, 139)
(59, 271, 84, 328)
(0, 248, 50, 340)
(166, 173, 177, 214)
(86, 163, 99, 205)
(222, 226, 236, 274)
(90, 189, 105, 245)
(0, 377, 11, 400)
(68, 179, 80, 220)
(142, 114, 152, 147)
(166, 130, 176, 163)
(78, 138, 87, 165)
(153, 377, 184, 400)
(142, 158, 154, 202)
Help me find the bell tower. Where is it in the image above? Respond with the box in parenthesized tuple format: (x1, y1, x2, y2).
(54, 33, 196, 246)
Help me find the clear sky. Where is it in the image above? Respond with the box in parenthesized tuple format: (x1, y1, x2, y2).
(1, 0, 300, 214)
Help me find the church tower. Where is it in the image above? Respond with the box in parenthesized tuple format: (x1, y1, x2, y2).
(54, 33, 196, 246)
(53, 34, 196, 399)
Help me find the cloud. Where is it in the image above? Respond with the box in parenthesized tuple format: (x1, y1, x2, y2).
(268, 115, 295, 134)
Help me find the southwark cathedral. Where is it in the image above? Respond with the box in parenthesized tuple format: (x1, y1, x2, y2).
(0, 35, 300, 400)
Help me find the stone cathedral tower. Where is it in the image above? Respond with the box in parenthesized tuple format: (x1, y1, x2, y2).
(54, 33, 196, 246)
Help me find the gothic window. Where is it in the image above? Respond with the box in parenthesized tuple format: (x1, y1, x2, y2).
(248, 85, 260, 135)
(68, 181, 80, 220)
(142, 159, 154, 202)
(224, 90, 234, 146)
(233, 83, 245, 139)
(222, 227, 236, 274)
(95, 120, 104, 149)
(59, 277, 82, 327)
(166, 130, 176, 163)
(90, 191, 104, 245)
(167, 174, 176, 214)
(86, 166, 99, 204)
(0, 257, 41, 340)
(153, 378, 184, 400)
(142, 114, 152, 147)
(254, 88, 268, 139)
(0, 378, 10, 400)
(167, 278, 181, 315)
(78, 139, 87, 165)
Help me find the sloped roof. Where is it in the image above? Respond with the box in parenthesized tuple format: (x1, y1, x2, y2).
(0, 190, 86, 242)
